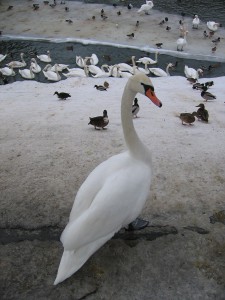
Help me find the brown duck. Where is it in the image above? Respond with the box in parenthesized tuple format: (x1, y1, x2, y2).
(179, 112, 197, 125)
(195, 103, 209, 122)
(88, 110, 109, 130)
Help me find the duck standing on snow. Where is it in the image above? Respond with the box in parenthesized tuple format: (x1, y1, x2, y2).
(54, 91, 71, 100)
(132, 98, 140, 118)
(201, 87, 216, 101)
(179, 112, 197, 125)
(195, 103, 209, 122)
(88, 109, 109, 130)
(54, 73, 162, 285)
(94, 84, 107, 91)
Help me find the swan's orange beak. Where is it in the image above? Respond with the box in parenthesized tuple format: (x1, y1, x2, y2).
(145, 88, 162, 107)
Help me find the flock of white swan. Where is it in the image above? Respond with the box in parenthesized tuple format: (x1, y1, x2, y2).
(0, 50, 178, 81)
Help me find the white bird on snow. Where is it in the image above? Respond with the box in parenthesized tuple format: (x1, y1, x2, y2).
(184, 65, 203, 80)
(138, 1, 154, 14)
(54, 73, 162, 285)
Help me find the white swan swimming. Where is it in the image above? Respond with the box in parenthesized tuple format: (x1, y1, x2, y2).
(149, 63, 174, 77)
(138, 0, 154, 14)
(89, 53, 99, 66)
(91, 64, 119, 78)
(136, 52, 158, 65)
(62, 66, 89, 77)
(0, 66, 16, 76)
(6, 53, 26, 68)
(43, 64, 61, 81)
(207, 21, 220, 32)
(184, 65, 203, 80)
(37, 50, 52, 63)
(176, 31, 188, 51)
(0, 54, 7, 63)
(54, 73, 162, 285)
(51, 63, 69, 72)
(30, 58, 41, 73)
(19, 66, 35, 79)
(76, 56, 86, 68)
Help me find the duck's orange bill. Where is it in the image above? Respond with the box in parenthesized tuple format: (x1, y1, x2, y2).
(146, 88, 162, 107)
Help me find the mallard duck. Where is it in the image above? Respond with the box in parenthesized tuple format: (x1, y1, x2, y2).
(54, 91, 71, 100)
(201, 87, 216, 101)
(205, 81, 214, 87)
(54, 74, 162, 285)
(179, 112, 197, 125)
(195, 103, 209, 122)
(88, 110, 109, 130)
(192, 83, 205, 90)
(94, 85, 107, 91)
(132, 98, 140, 118)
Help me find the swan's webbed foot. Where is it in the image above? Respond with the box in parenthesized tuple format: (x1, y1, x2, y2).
(127, 218, 149, 231)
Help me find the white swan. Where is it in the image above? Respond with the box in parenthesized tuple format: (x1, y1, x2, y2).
(89, 53, 99, 66)
(76, 56, 85, 68)
(207, 21, 220, 32)
(176, 31, 188, 51)
(91, 64, 119, 78)
(51, 63, 69, 72)
(37, 50, 52, 63)
(136, 52, 158, 65)
(43, 64, 61, 81)
(184, 65, 203, 80)
(118, 70, 133, 78)
(0, 66, 15, 76)
(19, 66, 35, 79)
(149, 63, 174, 77)
(54, 73, 162, 285)
(192, 15, 200, 29)
(138, 0, 154, 14)
(0, 54, 7, 63)
(62, 66, 89, 78)
(6, 53, 26, 68)
(30, 58, 41, 73)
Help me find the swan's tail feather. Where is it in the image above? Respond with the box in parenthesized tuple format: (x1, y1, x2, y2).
(54, 233, 114, 285)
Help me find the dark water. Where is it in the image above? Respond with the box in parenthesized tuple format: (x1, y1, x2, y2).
(0, 39, 224, 84)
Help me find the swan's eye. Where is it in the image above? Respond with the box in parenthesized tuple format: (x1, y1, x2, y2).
(141, 83, 154, 93)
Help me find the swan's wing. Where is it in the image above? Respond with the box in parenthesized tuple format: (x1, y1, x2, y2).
(61, 160, 151, 251)
(69, 152, 128, 221)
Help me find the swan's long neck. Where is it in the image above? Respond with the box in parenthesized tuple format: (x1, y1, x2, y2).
(121, 83, 152, 165)
(166, 65, 171, 76)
